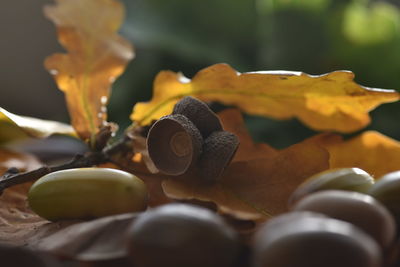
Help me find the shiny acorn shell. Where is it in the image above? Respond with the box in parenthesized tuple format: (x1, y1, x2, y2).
(368, 170, 400, 223)
(147, 114, 203, 175)
(292, 190, 396, 249)
(28, 168, 147, 221)
(127, 203, 240, 267)
(253, 214, 382, 267)
(288, 168, 374, 206)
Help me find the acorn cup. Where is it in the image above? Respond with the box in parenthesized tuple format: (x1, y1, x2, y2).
(147, 97, 239, 181)
(173, 96, 223, 138)
(147, 114, 203, 176)
(199, 131, 239, 183)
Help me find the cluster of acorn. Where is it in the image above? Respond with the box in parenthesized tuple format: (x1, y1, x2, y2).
(252, 168, 400, 267)
(9, 167, 400, 267)
(19, 167, 400, 267)
(146, 96, 239, 182)
(128, 168, 400, 267)
(126, 168, 400, 267)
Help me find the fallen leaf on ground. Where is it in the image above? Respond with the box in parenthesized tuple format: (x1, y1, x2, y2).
(0, 107, 76, 144)
(0, 150, 50, 246)
(32, 213, 137, 261)
(162, 111, 330, 220)
(131, 63, 399, 133)
(163, 141, 329, 220)
(310, 131, 400, 178)
(44, 0, 134, 142)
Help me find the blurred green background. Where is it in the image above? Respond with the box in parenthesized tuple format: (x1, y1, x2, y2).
(108, 0, 400, 148)
(2, 0, 400, 149)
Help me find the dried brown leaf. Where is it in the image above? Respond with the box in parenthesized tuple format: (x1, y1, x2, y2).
(162, 111, 330, 220)
(218, 109, 277, 162)
(32, 213, 137, 261)
(0, 150, 49, 246)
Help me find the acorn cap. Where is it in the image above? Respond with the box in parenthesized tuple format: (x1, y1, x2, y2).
(173, 96, 222, 139)
(199, 131, 239, 183)
(147, 114, 203, 176)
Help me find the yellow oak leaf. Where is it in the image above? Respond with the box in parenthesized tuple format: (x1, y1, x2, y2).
(44, 0, 134, 143)
(131, 64, 399, 133)
(311, 131, 400, 178)
(0, 107, 76, 144)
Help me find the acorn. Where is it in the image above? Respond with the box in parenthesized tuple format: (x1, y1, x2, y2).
(199, 131, 239, 183)
(292, 190, 396, 250)
(173, 96, 223, 138)
(28, 168, 147, 221)
(368, 170, 400, 224)
(127, 203, 241, 267)
(147, 114, 203, 175)
(288, 168, 374, 207)
(252, 213, 382, 267)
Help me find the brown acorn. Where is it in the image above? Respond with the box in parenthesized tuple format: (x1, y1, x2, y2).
(127, 203, 241, 267)
(147, 114, 203, 175)
(173, 96, 222, 138)
(199, 131, 239, 183)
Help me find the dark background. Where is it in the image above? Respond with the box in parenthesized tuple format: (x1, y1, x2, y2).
(1, 0, 400, 148)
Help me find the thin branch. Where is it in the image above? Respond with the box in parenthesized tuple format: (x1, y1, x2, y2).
(0, 152, 108, 194)
(0, 128, 141, 195)
(0, 125, 155, 194)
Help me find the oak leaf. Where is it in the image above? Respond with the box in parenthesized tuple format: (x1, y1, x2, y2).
(218, 109, 277, 162)
(130, 109, 277, 208)
(0, 107, 76, 144)
(32, 213, 136, 261)
(44, 0, 134, 142)
(310, 131, 400, 178)
(162, 110, 330, 220)
(131, 63, 399, 133)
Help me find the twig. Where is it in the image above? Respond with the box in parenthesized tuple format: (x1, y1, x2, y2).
(0, 128, 140, 194)
(0, 152, 108, 194)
